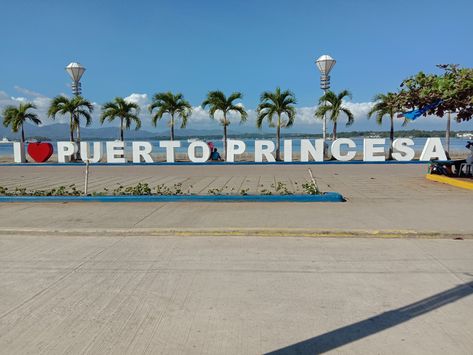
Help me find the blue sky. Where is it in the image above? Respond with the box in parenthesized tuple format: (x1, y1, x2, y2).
(1, 0, 472, 133)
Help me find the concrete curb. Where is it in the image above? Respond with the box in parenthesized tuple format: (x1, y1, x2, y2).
(0, 192, 345, 203)
(0, 228, 471, 239)
(426, 174, 473, 191)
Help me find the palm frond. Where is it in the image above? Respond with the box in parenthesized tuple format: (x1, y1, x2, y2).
(2, 102, 40, 132)
(341, 108, 354, 126)
(314, 105, 332, 118)
(257, 87, 296, 129)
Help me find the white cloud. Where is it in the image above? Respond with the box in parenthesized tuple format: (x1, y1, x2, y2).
(343, 101, 375, 121)
(14, 86, 45, 98)
(124, 93, 149, 107)
(189, 106, 211, 122)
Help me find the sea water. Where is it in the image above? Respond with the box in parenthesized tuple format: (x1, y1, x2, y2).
(0, 138, 470, 157)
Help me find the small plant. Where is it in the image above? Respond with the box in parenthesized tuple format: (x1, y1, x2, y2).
(0, 184, 84, 196)
(208, 187, 224, 195)
(14, 187, 28, 196)
(113, 185, 125, 195)
(173, 183, 183, 195)
(155, 184, 175, 195)
(113, 182, 152, 195)
(302, 181, 321, 195)
(240, 188, 249, 196)
(273, 182, 293, 195)
(261, 189, 272, 195)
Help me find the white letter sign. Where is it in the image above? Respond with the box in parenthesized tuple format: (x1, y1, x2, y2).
(13, 142, 26, 163)
(188, 141, 211, 163)
(226, 140, 246, 162)
(57, 141, 78, 163)
(331, 138, 356, 161)
(420, 138, 447, 161)
(300, 139, 324, 162)
(106, 141, 126, 163)
(80, 142, 103, 163)
(392, 138, 415, 161)
(254, 140, 276, 162)
(363, 138, 386, 162)
(132, 142, 153, 163)
(159, 140, 181, 163)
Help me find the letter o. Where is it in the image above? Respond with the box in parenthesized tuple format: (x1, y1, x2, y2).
(188, 141, 211, 163)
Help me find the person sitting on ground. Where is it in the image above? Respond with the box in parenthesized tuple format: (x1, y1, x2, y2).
(210, 148, 223, 161)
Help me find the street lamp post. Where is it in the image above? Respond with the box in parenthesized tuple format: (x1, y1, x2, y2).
(65, 62, 86, 161)
(315, 55, 336, 145)
(66, 62, 86, 97)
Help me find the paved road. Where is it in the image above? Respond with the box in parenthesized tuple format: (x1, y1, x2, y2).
(0, 235, 472, 354)
(0, 164, 472, 235)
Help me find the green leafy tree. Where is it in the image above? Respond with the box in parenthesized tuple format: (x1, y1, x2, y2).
(398, 64, 473, 154)
(315, 90, 354, 140)
(2, 102, 41, 147)
(256, 87, 296, 161)
(202, 91, 247, 160)
(148, 92, 192, 140)
(48, 96, 94, 144)
(100, 97, 141, 141)
(368, 92, 401, 160)
(399, 64, 473, 121)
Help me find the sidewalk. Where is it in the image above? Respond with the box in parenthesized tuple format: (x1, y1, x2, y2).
(0, 235, 472, 354)
(0, 164, 471, 236)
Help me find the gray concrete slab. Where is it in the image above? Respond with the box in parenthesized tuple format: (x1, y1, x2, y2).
(0, 235, 472, 354)
(0, 164, 472, 235)
(0, 163, 459, 198)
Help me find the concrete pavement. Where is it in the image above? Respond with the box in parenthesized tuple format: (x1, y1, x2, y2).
(0, 235, 472, 354)
(0, 164, 472, 236)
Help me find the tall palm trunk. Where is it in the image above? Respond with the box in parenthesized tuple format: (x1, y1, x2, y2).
(445, 112, 451, 158)
(170, 114, 175, 141)
(21, 124, 25, 145)
(223, 122, 228, 161)
(76, 123, 81, 161)
(69, 113, 74, 142)
(69, 113, 76, 161)
(120, 118, 124, 142)
(20, 124, 26, 163)
(388, 115, 394, 160)
(276, 113, 281, 161)
(333, 121, 337, 140)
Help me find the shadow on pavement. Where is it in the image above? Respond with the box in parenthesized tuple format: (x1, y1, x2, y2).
(266, 281, 473, 354)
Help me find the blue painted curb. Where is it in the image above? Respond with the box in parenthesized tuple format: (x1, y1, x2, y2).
(0, 160, 435, 167)
(0, 192, 344, 203)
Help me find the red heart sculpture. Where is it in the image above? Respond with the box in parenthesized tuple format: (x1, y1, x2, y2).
(27, 142, 54, 163)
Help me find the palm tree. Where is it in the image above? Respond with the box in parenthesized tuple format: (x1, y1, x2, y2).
(202, 91, 247, 160)
(2, 102, 41, 150)
(48, 96, 94, 144)
(148, 92, 192, 140)
(256, 88, 296, 161)
(315, 90, 354, 140)
(100, 97, 141, 141)
(368, 92, 400, 160)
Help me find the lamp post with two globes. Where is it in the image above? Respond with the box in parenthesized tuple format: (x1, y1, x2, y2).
(315, 55, 336, 148)
(65, 62, 86, 161)
(66, 62, 86, 97)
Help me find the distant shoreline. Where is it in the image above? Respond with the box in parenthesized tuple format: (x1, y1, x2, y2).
(1, 127, 472, 142)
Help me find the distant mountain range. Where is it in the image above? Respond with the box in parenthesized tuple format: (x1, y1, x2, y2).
(0, 123, 226, 140)
(1, 123, 470, 141)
